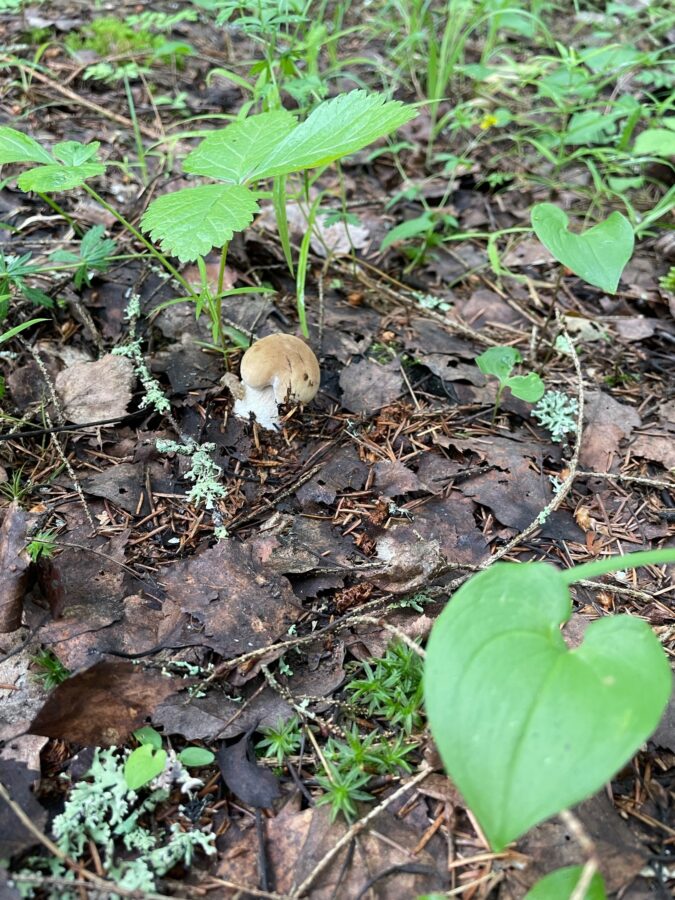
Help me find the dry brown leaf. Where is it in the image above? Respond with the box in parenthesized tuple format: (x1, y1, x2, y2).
(55, 353, 134, 422)
(28, 660, 178, 746)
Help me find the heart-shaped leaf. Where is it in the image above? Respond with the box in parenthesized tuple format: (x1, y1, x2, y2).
(424, 562, 671, 851)
(506, 372, 544, 402)
(531, 204, 634, 293)
(525, 866, 606, 900)
(124, 744, 167, 791)
(475, 346, 521, 382)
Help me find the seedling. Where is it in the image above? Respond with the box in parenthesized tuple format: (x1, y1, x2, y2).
(126, 725, 215, 790)
(475, 346, 545, 424)
(424, 548, 675, 852)
(30, 649, 70, 690)
(531, 204, 634, 294)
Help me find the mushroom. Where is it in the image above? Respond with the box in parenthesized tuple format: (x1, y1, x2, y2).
(223, 333, 320, 430)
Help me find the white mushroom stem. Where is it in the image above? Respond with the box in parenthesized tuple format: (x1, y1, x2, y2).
(232, 383, 282, 430)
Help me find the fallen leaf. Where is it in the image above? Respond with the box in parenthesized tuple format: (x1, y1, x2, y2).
(218, 731, 281, 808)
(28, 660, 178, 746)
(340, 358, 403, 414)
(55, 353, 134, 423)
(0, 760, 47, 860)
(160, 541, 300, 658)
(630, 434, 675, 470)
(581, 391, 641, 472)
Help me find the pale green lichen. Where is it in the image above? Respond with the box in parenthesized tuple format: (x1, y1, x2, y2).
(531, 390, 579, 442)
(155, 438, 226, 510)
(15, 748, 215, 899)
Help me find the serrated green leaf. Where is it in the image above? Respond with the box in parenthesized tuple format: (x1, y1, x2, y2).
(184, 110, 297, 183)
(506, 372, 545, 403)
(475, 346, 521, 383)
(0, 127, 52, 165)
(251, 90, 418, 179)
(124, 744, 167, 790)
(178, 746, 215, 767)
(17, 162, 106, 192)
(531, 204, 634, 294)
(141, 183, 260, 261)
(525, 866, 606, 900)
(53, 141, 101, 166)
(424, 562, 671, 851)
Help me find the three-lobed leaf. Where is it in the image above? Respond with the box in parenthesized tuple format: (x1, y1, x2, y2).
(140, 183, 261, 261)
(531, 203, 634, 294)
(424, 562, 671, 851)
(184, 110, 297, 183)
(250, 91, 418, 180)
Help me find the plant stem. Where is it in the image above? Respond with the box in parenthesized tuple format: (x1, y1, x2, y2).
(564, 548, 675, 586)
(82, 184, 194, 297)
(217, 241, 229, 298)
(491, 384, 504, 426)
(37, 192, 83, 235)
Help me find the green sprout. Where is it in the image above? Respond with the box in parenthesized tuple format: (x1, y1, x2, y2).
(475, 346, 545, 424)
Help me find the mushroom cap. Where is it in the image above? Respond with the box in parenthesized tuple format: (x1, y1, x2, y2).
(239, 334, 320, 405)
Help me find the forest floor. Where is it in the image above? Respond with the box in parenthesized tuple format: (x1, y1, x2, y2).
(0, 1, 674, 898)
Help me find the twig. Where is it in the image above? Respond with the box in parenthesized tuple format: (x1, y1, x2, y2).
(2, 56, 161, 139)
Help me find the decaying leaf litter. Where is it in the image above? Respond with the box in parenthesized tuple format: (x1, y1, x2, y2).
(0, 1, 674, 898)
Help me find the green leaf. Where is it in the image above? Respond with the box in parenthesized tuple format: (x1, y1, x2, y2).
(525, 866, 607, 900)
(184, 110, 297, 183)
(52, 141, 101, 166)
(178, 746, 215, 767)
(141, 183, 260, 261)
(0, 318, 48, 344)
(506, 372, 545, 403)
(124, 744, 167, 790)
(424, 562, 671, 851)
(17, 162, 106, 192)
(634, 128, 675, 158)
(475, 346, 521, 383)
(251, 90, 418, 180)
(133, 725, 163, 749)
(0, 127, 52, 164)
(531, 204, 634, 293)
(380, 212, 436, 250)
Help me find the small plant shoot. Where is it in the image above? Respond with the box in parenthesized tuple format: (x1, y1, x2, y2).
(424, 549, 675, 851)
(531, 204, 634, 294)
(141, 91, 417, 262)
(475, 345, 544, 423)
(124, 743, 167, 790)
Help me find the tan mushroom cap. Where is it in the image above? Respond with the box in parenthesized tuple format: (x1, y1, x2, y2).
(240, 333, 320, 404)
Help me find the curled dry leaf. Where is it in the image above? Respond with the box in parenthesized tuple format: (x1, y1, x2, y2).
(0, 502, 32, 633)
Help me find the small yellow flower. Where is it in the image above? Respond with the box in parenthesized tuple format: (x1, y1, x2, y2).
(479, 113, 498, 130)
